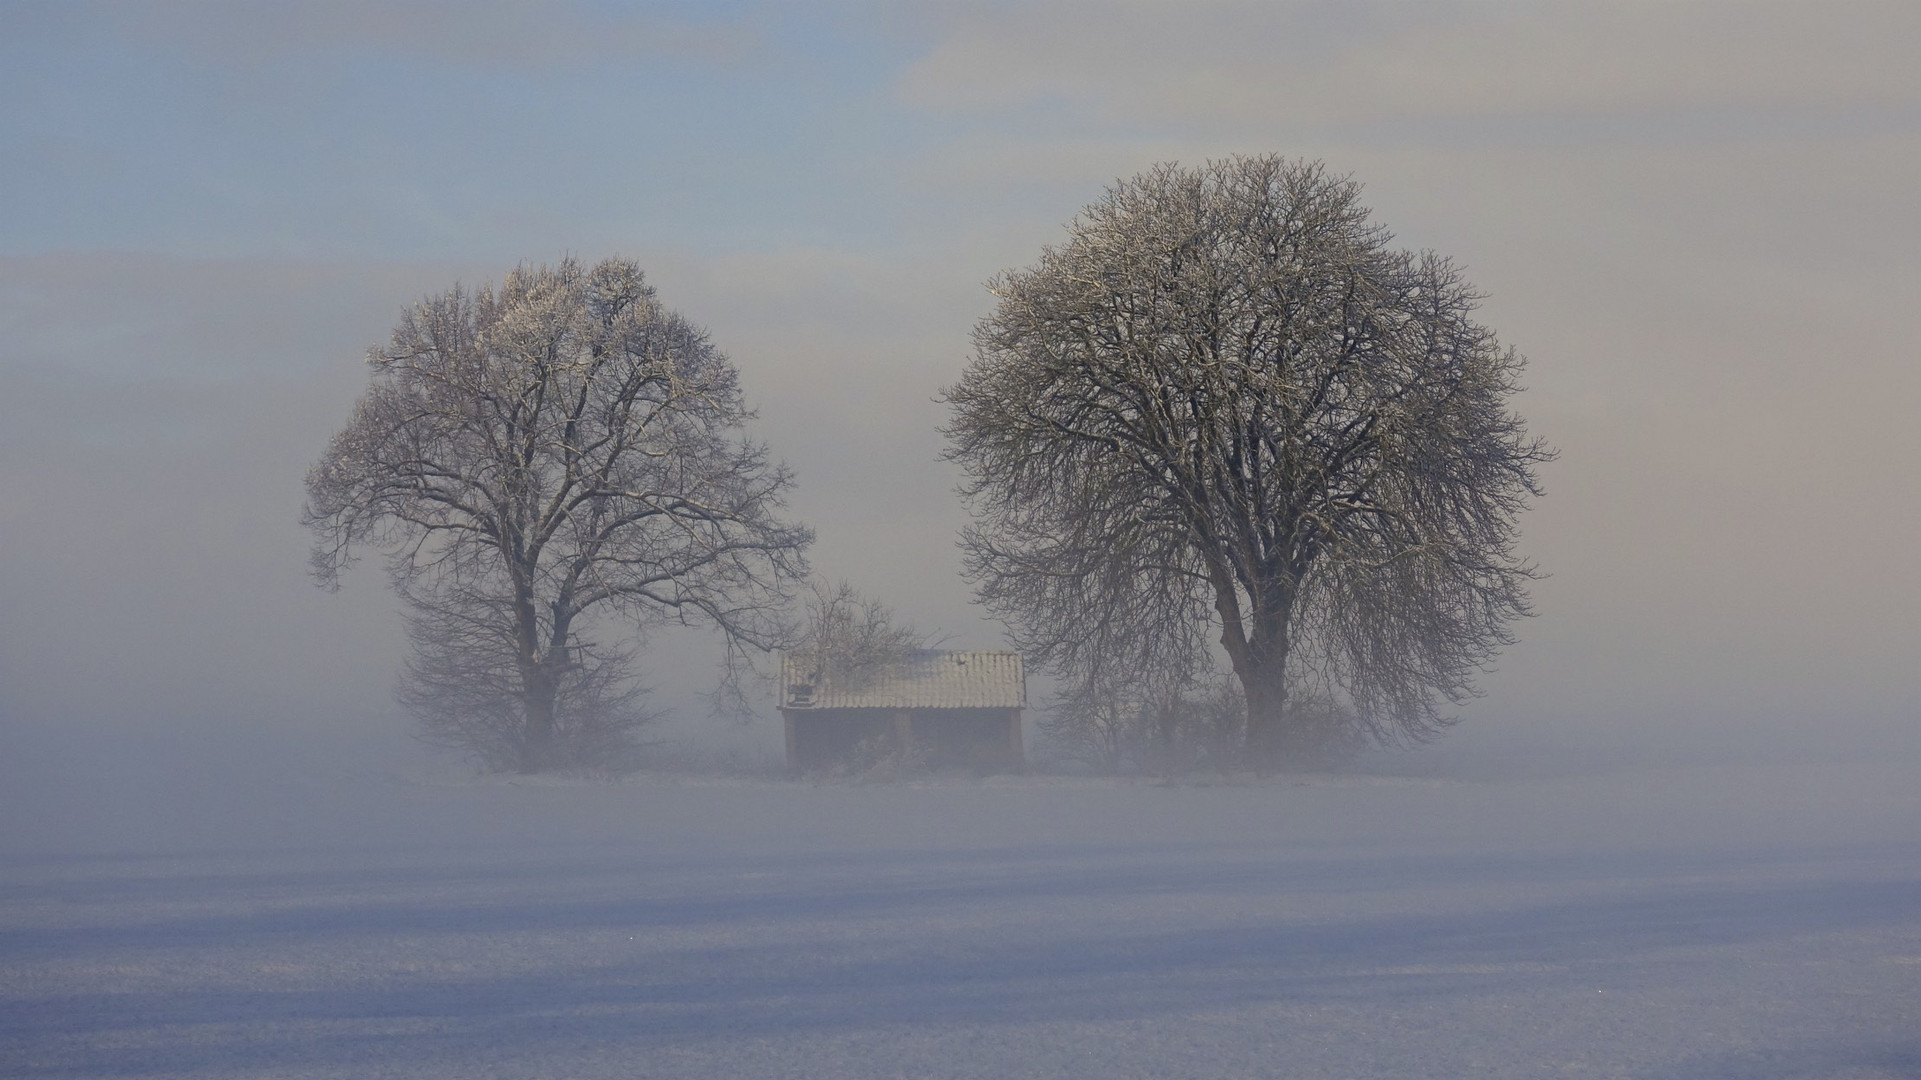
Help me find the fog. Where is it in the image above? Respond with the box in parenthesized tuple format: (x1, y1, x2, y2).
(3, 3, 1918, 1076)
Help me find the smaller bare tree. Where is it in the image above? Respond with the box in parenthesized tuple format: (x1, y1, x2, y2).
(780, 581, 938, 778)
(787, 580, 928, 694)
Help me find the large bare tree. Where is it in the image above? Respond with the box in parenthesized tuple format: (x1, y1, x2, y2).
(945, 157, 1550, 768)
(305, 257, 812, 773)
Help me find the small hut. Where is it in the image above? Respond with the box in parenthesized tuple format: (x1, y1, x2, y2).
(778, 650, 1025, 773)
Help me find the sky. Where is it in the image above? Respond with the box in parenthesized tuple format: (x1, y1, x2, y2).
(2, 0, 1918, 767)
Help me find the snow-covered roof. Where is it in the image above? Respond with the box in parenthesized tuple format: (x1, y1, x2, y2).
(779, 650, 1025, 710)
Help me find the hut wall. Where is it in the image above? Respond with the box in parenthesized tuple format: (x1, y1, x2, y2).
(784, 707, 1023, 773)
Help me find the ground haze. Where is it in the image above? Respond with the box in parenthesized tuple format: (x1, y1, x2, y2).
(3, 734, 1917, 1078)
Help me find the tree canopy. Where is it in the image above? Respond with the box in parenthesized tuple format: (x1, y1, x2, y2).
(944, 157, 1549, 767)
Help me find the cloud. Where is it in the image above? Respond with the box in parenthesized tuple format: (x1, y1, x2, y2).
(899, 1, 1921, 131)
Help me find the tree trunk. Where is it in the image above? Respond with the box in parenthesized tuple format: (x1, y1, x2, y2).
(1240, 656, 1290, 772)
(513, 584, 555, 775)
(1150, 694, 1180, 778)
(519, 671, 557, 774)
(1220, 587, 1295, 772)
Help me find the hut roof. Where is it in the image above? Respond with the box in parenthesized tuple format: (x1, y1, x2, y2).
(779, 650, 1025, 710)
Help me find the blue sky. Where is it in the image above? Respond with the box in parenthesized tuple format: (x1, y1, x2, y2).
(2, 3, 929, 257)
(3, 1, 1918, 759)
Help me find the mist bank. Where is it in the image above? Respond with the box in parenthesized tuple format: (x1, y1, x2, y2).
(3, 703, 1917, 864)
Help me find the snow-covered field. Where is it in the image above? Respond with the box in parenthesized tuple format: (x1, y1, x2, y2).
(4, 751, 1919, 1078)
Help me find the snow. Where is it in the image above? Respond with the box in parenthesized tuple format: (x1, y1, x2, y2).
(3, 752, 1919, 1078)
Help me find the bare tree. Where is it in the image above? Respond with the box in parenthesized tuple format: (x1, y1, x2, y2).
(945, 157, 1550, 768)
(305, 257, 812, 773)
(787, 580, 928, 694)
